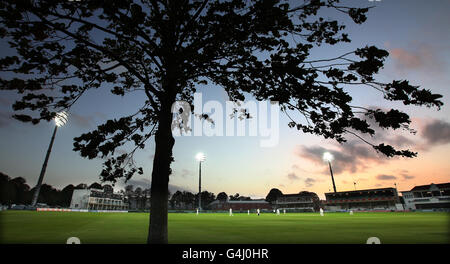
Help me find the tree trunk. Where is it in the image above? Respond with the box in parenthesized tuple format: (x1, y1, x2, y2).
(147, 102, 175, 244)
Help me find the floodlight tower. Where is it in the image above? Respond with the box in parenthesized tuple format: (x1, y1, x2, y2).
(31, 111, 68, 207)
(323, 152, 337, 193)
(196, 152, 206, 211)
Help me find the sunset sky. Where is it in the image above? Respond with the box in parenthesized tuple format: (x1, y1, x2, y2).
(1, 0, 449, 199)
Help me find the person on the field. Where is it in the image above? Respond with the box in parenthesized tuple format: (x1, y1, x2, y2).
(320, 208, 324, 216)
(229, 208, 233, 216)
(257, 208, 260, 216)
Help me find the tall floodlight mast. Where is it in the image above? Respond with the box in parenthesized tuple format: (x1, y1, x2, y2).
(195, 152, 206, 211)
(323, 152, 337, 193)
(31, 111, 68, 206)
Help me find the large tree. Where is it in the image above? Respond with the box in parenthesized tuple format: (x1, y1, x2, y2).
(169, 190, 182, 209)
(216, 192, 228, 202)
(180, 191, 195, 209)
(229, 193, 240, 201)
(195, 190, 215, 208)
(265, 188, 283, 204)
(60, 184, 75, 207)
(88, 182, 103, 189)
(0, 0, 442, 243)
(9, 177, 31, 204)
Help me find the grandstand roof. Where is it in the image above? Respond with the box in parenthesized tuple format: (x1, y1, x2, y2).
(409, 182, 450, 191)
(279, 192, 318, 198)
(324, 187, 396, 196)
(209, 200, 269, 205)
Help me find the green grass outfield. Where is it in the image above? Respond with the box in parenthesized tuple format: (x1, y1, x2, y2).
(0, 211, 449, 244)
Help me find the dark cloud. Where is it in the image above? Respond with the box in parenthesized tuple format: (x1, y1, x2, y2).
(296, 114, 420, 174)
(398, 170, 415, 180)
(376, 174, 397, 180)
(304, 177, 316, 187)
(296, 107, 419, 175)
(388, 135, 415, 148)
(421, 119, 450, 146)
(402, 174, 415, 180)
(287, 172, 300, 181)
(297, 141, 386, 175)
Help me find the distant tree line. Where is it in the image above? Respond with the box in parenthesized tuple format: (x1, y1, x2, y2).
(1, 172, 319, 209)
(168, 191, 261, 210)
(169, 190, 215, 210)
(0, 172, 108, 207)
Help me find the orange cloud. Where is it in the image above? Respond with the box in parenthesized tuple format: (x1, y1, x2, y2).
(388, 44, 445, 74)
(296, 141, 389, 175)
(390, 48, 423, 69)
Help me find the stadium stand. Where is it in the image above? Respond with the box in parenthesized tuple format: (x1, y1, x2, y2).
(274, 191, 320, 212)
(70, 187, 128, 211)
(401, 182, 450, 211)
(323, 187, 401, 211)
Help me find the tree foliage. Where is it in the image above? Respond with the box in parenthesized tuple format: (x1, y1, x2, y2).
(0, 172, 75, 207)
(196, 190, 216, 209)
(216, 191, 228, 202)
(0, 0, 443, 243)
(88, 182, 103, 189)
(169, 190, 196, 209)
(265, 188, 283, 204)
(0, 0, 443, 181)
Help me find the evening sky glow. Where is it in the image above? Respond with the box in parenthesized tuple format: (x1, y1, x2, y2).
(0, 0, 449, 199)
